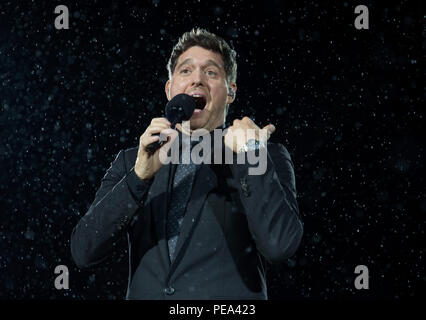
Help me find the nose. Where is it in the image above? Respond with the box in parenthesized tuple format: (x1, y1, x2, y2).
(191, 68, 205, 87)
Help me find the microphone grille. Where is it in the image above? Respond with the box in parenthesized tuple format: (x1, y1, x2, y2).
(165, 94, 196, 124)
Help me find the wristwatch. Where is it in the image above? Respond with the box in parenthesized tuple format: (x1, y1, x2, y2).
(240, 139, 266, 153)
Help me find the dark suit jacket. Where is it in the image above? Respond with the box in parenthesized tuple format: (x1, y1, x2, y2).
(71, 141, 303, 300)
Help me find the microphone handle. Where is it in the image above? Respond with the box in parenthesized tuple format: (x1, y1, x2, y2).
(145, 134, 164, 154)
(145, 119, 179, 154)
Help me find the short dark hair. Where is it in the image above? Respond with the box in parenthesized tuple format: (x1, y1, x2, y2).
(167, 28, 237, 84)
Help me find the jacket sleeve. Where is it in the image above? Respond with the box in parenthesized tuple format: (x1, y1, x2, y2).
(70, 149, 151, 268)
(228, 143, 303, 263)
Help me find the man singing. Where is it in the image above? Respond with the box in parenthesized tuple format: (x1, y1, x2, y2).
(71, 28, 303, 300)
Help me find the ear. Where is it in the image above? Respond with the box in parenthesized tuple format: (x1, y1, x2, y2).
(227, 83, 237, 104)
(165, 80, 171, 101)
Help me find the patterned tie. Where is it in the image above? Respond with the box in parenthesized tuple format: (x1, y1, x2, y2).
(166, 140, 199, 263)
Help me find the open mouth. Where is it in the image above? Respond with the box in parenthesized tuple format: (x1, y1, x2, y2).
(192, 96, 207, 110)
(190, 95, 207, 116)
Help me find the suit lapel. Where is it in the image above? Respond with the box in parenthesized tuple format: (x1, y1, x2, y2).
(147, 162, 175, 268)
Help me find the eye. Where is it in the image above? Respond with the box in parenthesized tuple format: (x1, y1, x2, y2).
(206, 70, 217, 76)
(180, 68, 190, 74)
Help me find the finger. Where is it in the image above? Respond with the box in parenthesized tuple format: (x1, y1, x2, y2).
(146, 125, 171, 136)
(147, 124, 171, 132)
(158, 129, 179, 162)
(263, 124, 276, 134)
(242, 116, 253, 124)
(228, 126, 246, 152)
(267, 123, 277, 133)
(239, 117, 259, 130)
(151, 117, 171, 126)
(258, 125, 274, 141)
(140, 135, 160, 148)
(160, 128, 179, 148)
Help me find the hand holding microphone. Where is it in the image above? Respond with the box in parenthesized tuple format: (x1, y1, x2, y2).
(134, 94, 196, 181)
(145, 93, 196, 153)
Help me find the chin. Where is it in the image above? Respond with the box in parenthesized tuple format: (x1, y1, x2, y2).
(189, 120, 206, 131)
(189, 113, 208, 129)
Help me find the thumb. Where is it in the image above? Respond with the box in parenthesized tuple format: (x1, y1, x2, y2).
(263, 124, 276, 136)
(259, 124, 275, 142)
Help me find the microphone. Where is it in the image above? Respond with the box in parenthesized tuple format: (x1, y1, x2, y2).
(145, 93, 196, 153)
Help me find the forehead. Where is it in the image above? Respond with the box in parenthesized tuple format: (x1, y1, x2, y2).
(176, 46, 224, 69)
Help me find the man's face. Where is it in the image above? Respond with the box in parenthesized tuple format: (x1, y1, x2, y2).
(165, 46, 236, 132)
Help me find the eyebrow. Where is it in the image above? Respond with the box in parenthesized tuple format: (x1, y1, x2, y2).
(176, 58, 223, 72)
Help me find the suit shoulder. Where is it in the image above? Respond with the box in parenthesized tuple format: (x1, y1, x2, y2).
(107, 146, 138, 173)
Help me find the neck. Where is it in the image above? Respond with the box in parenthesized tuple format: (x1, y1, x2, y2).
(175, 122, 226, 135)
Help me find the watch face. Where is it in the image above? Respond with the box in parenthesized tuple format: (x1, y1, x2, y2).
(245, 139, 260, 151)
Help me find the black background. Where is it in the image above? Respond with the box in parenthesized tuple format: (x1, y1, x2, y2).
(0, 0, 423, 299)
